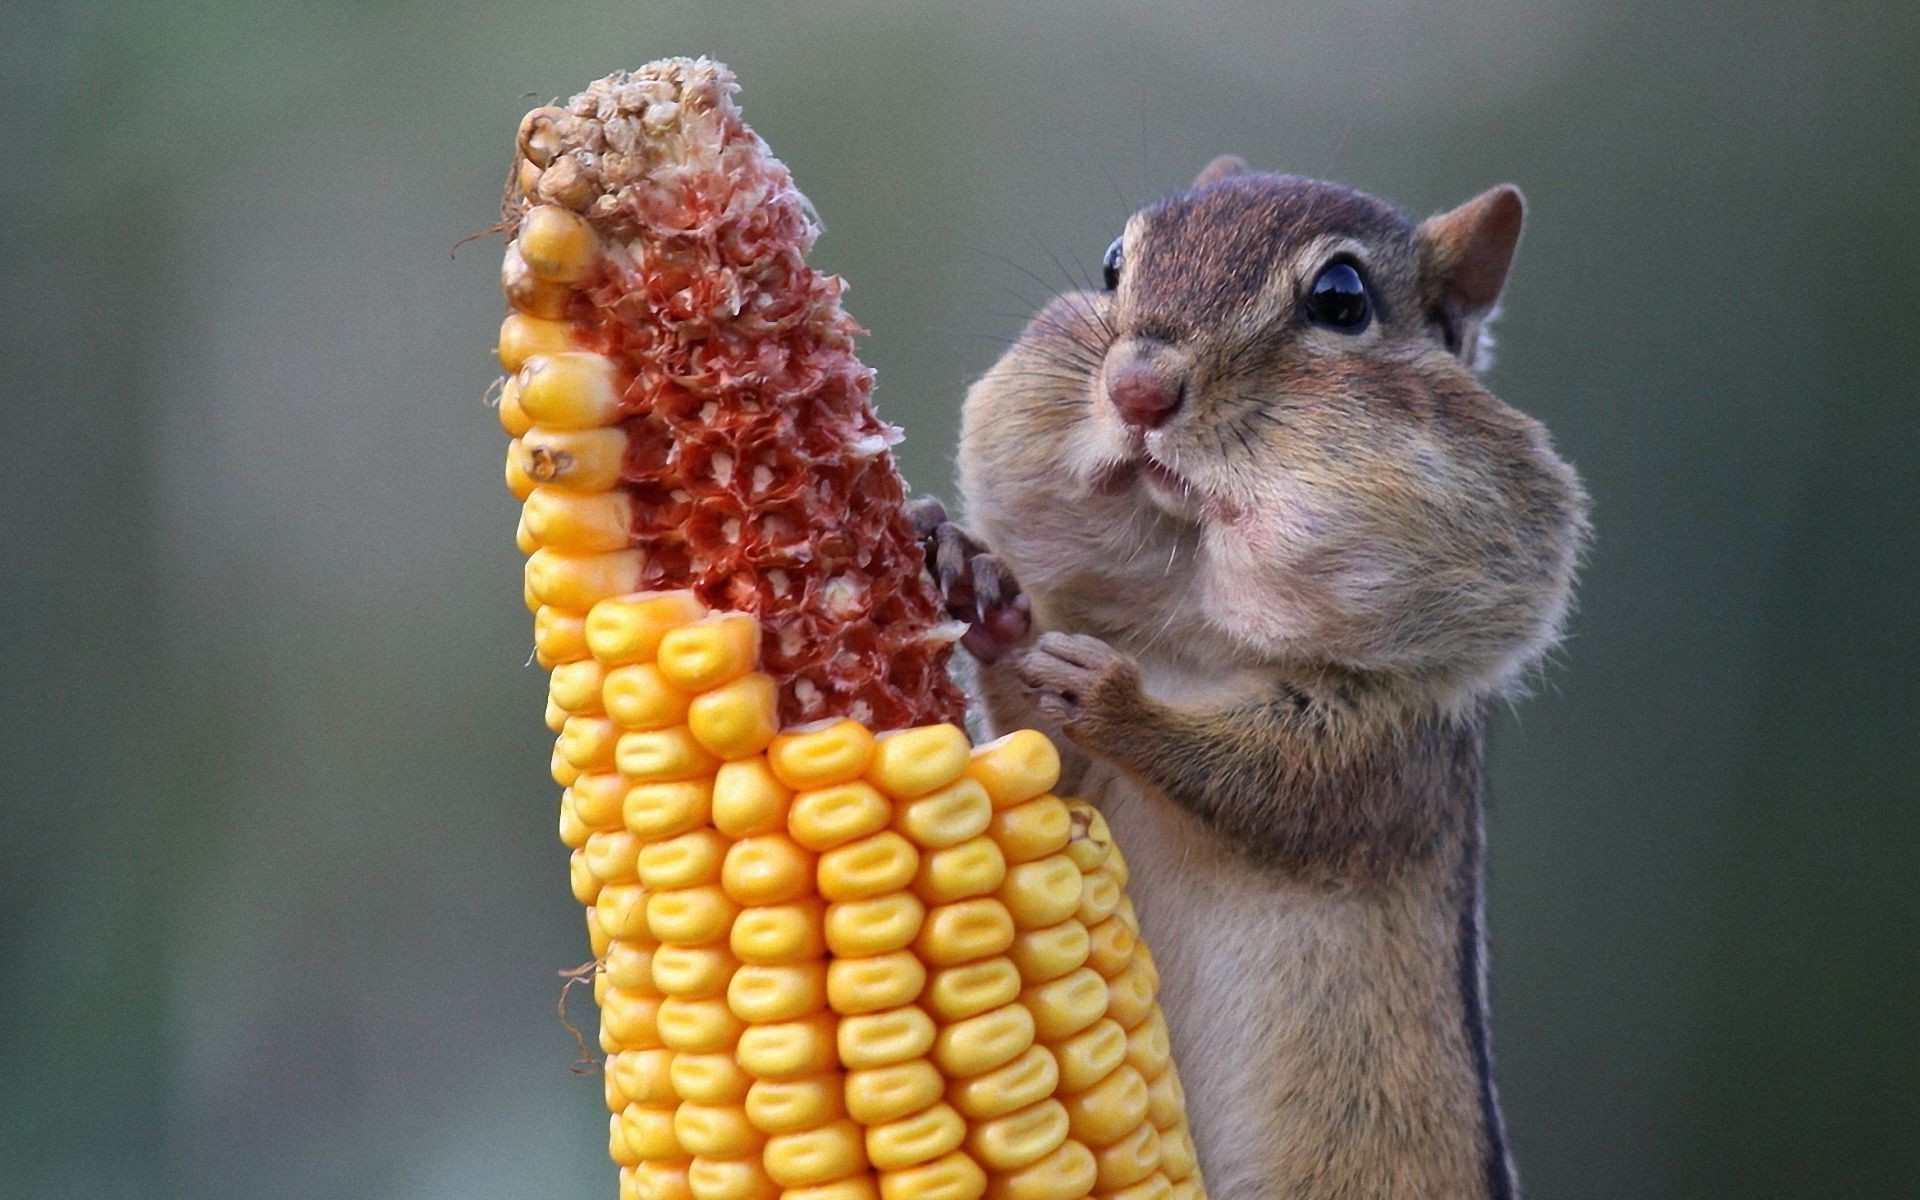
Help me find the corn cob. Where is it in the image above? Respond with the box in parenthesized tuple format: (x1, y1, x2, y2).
(493, 58, 1204, 1200)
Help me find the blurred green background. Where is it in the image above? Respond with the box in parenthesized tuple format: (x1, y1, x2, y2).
(3, 2, 1915, 1196)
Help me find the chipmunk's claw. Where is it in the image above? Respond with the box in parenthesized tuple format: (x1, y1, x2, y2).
(912, 495, 1032, 662)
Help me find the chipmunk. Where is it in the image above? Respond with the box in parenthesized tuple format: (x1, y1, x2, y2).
(913, 156, 1588, 1199)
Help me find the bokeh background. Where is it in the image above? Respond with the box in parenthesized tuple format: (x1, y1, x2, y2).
(4, 2, 1915, 1196)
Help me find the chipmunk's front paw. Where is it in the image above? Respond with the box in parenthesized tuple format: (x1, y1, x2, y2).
(909, 495, 1032, 662)
(1014, 632, 1143, 745)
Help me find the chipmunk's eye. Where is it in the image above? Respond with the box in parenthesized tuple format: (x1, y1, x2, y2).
(1304, 260, 1370, 332)
(1102, 237, 1124, 290)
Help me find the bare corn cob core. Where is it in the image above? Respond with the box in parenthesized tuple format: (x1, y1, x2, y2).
(496, 58, 1204, 1200)
(503, 56, 963, 730)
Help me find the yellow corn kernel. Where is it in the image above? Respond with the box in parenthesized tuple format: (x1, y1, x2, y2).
(651, 943, 737, 999)
(672, 1053, 754, 1106)
(628, 1159, 696, 1200)
(588, 591, 710, 665)
(559, 796, 592, 849)
(561, 715, 622, 772)
(616, 1103, 681, 1162)
(763, 1119, 868, 1188)
(827, 951, 927, 1016)
(1105, 956, 1158, 1031)
(1061, 802, 1112, 872)
(528, 547, 646, 610)
(838, 1006, 937, 1071)
(825, 893, 925, 958)
(946, 1044, 1060, 1121)
(1092, 1121, 1160, 1191)
(1008, 922, 1090, 986)
(744, 1074, 846, 1134)
(736, 1012, 839, 1081)
(1062, 1066, 1149, 1147)
(879, 1150, 987, 1200)
(1109, 1175, 1175, 1200)
(1157, 1123, 1197, 1178)
(563, 779, 622, 834)
(595, 882, 655, 942)
(768, 719, 876, 790)
(895, 777, 993, 849)
(689, 1156, 781, 1200)
(587, 906, 612, 958)
(520, 512, 542, 557)
(721, 835, 816, 906)
(676, 1104, 766, 1159)
(624, 780, 714, 840)
(518, 426, 628, 492)
(610, 1047, 677, 1106)
(1022, 968, 1107, 1044)
(996, 857, 1084, 930)
(525, 486, 634, 553)
(966, 730, 1061, 810)
(914, 838, 1008, 906)
(617, 727, 722, 783)
(658, 613, 762, 692)
(983, 1139, 1095, 1200)
(569, 847, 600, 903)
(501, 241, 573, 320)
(498, 312, 575, 372)
(570, 773, 627, 829)
(818, 831, 919, 902)
(784, 1177, 881, 1200)
(791, 781, 892, 852)
(519, 351, 625, 430)
(520, 203, 600, 282)
(507, 440, 538, 500)
(1075, 870, 1122, 927)
(988, 798, 1073, 864)
(659, 996, 747, 1053)
(1053, 1020, 1128, 1095)
(730, 900, 827, 964)
(867, 723, 972, 798)
(966, 1099, 1070, 1172)
(584, 829, 642, 883)
(550, 659, 607, 713)
(1124, 1012, 1172, 1080)
(845, 1059, 945, 1125)
(533, 604, 588, 667)
(1083, 917, 1136, 979)
(925, 958, 1023, 1024)
(638, 829, 730, 890)
(1167, 1177, 1202, 1200)
(609, 1114, 642, 1168)
(599, 988, 664, 1050)
(1144, 1069, 1185, 1131)
(646, 885, 739, 945)
(933, 1002, 1037, 1080)
(712, 758, 793, 838)
(689, 673, 780, 760)
(728, 961, 828, 1023)
(914, 899, 1015, 968)
(865, 1101, 965, 1171)
(603, 940, 656, 991)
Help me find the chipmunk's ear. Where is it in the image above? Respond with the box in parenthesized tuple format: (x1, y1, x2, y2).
(1417, 184, 1525, 364)
(1190, 155, 1249, 189)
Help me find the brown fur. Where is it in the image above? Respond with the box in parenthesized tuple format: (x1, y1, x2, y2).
(952, 167, 1587, 1197)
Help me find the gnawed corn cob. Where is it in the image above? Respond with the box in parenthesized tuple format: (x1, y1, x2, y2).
(493, 58, 1203, 1200)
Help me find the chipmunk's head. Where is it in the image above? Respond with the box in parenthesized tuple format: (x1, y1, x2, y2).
(960, 158, 1588, 700)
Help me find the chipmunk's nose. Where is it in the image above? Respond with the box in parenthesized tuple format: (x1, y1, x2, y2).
(1106, 357, 1185, 429)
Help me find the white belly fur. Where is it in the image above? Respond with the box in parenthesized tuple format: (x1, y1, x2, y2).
(1083, 761, 1484, 1199)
